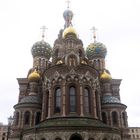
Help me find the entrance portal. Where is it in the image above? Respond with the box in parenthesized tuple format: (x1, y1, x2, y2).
(69, 134, 82, 140)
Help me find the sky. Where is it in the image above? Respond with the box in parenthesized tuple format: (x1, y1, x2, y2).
(0, 0, 140, 126)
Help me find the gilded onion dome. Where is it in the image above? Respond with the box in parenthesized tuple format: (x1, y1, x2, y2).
(100, 71, 112, 82)
(63, 26, 77, 38)
(28, 70, 40, 82)
(31, 40, 52, 59)
(86, 42, 107, 59)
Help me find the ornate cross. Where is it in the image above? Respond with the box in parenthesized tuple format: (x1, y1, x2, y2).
(91, 26, 97, 42)
(66, 0, 70, 8)
(40, 25, 47, 40)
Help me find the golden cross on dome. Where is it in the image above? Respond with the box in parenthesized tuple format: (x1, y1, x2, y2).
(91, 26, 97, 42)
(40, 25, 47, 40)
(66, 0, 70, 8)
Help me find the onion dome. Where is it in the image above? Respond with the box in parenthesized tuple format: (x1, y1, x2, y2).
(86, 42, 107, 59)
(102, 95, 120, 104)
(31, 40, 52, 59)
(28, 70, 40, 82)
(100, 71, 112, 82)
(63, 26, 77, 38)
(63, 9, 73, 22)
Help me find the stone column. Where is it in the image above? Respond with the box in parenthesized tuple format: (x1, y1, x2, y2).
(21, 112, 24, 128)
(62, 80, 66, 116)
(92, 88, 97, 118)
(109, 111, 112, 126)
(97, 92, 102, 120)
(41, 85, 47, 120)
(79, 81, 84, 116)
(47, 84, 52, 118)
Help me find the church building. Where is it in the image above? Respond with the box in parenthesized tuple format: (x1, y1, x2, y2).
(10, 4, 130, 140)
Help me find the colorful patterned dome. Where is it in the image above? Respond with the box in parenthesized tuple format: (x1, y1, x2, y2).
(102, 95, 120, 104)
(100, 71, 112, 82)
(86, 42, 107, 59)
(31, 40, 52, 59)
(28, 70, 40, 82)
(63, 9, 73, 22)
(63, 26, 77, 38)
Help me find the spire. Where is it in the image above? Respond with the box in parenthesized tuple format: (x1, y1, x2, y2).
(91, 26, 97, 43)
(40, 25, 47, 41)
(63, 0, 73, 28)
(66, 0, 70, 9)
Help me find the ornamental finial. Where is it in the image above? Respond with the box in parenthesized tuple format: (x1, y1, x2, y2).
(40, 26, 47, 40)
(91, 26, 97, 43)
(66, 0, 70, 9)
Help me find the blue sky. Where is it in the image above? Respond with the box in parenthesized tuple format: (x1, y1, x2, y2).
(0, 0, 140, 126)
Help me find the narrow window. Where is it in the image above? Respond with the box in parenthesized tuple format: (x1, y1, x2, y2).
(112, 111, 118, 126)
(15, 112, 19, 125)
(122, 112, 127, 127)
(24, 111, 30, 125)
(84, 88, 90, 114)
(55, 88, 61, 113)
(35, 112, 41, 125)
(69, 86, 76, 112)
(102, 112, 107, 124)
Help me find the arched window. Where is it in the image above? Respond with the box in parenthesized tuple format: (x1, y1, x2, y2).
(15, 112, 19, 125)
(55, 88, 61, 113)
(70, 134, 82, 140)
(24, 111, 30, 125)
(88, 138, 94, 140)
(112, 111, 118, 126)
(69, 86, 76, 112)
(35, 112, 41, 125)
(41, 138, 46, 140)
(55, 138, 61, 140)
(84, 88, 90, 114)
(122, 112, 127, 127)
(102, 112, 107, 124)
